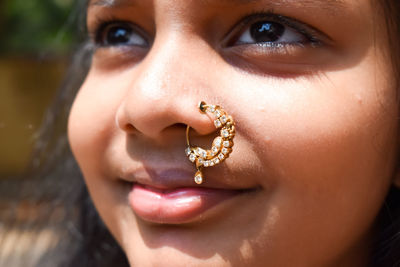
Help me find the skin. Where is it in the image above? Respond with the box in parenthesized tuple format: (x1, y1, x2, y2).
(68, 0, 400, 266)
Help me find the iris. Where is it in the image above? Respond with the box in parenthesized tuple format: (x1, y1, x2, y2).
(250, 21, 285, 43)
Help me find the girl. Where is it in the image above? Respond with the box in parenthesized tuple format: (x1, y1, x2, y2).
(36, 0, 400, 266)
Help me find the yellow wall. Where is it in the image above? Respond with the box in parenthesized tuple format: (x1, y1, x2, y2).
(0, 58, 67, 177)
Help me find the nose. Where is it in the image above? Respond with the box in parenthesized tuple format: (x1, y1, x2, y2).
(116, 37, 218, 140)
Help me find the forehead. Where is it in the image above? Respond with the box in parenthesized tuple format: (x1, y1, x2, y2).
(89, 0, 349, 11)
(86, 0, 377, 29)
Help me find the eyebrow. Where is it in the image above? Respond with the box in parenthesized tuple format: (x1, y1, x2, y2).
(90, 0, 345, 7)
(89, 0, 346, 15)
(90, 0, 135, 7)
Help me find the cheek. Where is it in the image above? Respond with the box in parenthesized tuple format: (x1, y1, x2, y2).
(224, 59, 398, 257)
(230, 58, 397, 193)
(68, 73, 137, 245)
(68, 72, 122, 179)
(68, 69, 132, 163)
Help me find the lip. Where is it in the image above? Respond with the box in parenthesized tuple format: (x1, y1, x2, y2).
(129, 183, 244, 224)
(120, 166, 250, 190)
(121, 166, 260, 224)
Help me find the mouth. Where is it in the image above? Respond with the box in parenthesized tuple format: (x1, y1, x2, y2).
(129, 183, 257, 224)
(123, 167, 260, 224)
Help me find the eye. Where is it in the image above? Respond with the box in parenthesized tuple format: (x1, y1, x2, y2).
(228, 14, 322, 48)
(236, 20, 307, 46)
(96, 21, 149, 47)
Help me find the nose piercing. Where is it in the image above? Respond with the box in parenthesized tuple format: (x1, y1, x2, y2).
(185, 101, 235, 184)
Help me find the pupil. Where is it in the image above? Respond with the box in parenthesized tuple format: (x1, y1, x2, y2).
(107, 26, 132, 45)
(250, 21, 284, 42)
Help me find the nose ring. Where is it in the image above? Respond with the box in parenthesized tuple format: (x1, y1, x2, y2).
(185, 101, 235, 184)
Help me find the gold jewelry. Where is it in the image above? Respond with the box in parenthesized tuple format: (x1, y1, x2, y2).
(185, 101, 235, 184)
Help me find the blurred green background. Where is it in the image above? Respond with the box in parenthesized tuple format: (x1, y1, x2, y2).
(0, 2, 84, 266)
(0, 0, 79, 177)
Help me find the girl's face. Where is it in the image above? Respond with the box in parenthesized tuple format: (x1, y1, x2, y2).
(69, 0, 400, 266)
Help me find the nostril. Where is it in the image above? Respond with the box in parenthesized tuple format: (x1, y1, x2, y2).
(123, 123, 136, 133)
(174, 123, 188, 129)
(168, 123, 188, 133)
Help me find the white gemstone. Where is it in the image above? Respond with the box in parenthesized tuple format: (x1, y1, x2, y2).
(185, 147, 192, 156)
(208, 105, 216, 113)
(204, 161, 210, 167)
(189, 153, 196, 162)
(215, 109, 222, 118)
(214, 137, 222, 147)
(214, 119, 222, 128)
(196, 147, 201, 155)
(223, 141, 230, 147)
(198, 158, 204, 165)
(212, 146, 219, 155)
(222, 148, 229, 154)
(221, 129, 229, 138)
(218, 154, 225, 160)
(220, 115, 227, 124)
(214, 158, 220, 164)
(195, 175, 203, 184)
(209, 161, 215, 166)
(196, 147, 207, 158)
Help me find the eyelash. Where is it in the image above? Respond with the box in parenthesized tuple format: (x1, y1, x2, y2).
(226, 11, 323, 48)
(89, 12, 324, 49)
(90, 15, 149, 48)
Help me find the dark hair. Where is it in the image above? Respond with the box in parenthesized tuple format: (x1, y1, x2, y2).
(25, 0, 400, 266)
(370, 1, 400, 265)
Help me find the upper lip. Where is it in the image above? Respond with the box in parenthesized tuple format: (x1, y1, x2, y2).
(118, 164, 255, 191)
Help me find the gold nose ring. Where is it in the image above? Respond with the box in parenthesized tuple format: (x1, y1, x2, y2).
(185, 101, 235, 184)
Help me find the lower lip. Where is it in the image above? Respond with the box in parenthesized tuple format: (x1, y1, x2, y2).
(129, 184, 240, 224)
